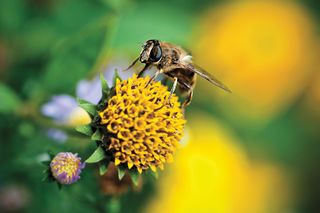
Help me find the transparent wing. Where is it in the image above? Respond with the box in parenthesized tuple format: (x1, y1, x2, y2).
(184, 64, 231, 93)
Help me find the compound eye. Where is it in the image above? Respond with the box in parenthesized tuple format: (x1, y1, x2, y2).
(149, 45, 162, 62)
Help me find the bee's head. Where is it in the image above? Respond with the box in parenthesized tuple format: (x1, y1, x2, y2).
(140, 39, 162, 64)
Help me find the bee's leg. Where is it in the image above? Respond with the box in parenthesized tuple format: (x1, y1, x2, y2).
(123, 57, 139, 71)
(167, 77, 178, 106)
(137, 64, 150, 77)
(182, 90, 193, 108)
(145, 69, 163, 87)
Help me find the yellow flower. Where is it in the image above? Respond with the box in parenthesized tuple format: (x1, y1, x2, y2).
(99, 75, 186, 173)
(193, 1, 317, 124)
(144, 114, 292, 213)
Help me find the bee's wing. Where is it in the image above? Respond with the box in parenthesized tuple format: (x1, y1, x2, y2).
(184, 64, 232, 93)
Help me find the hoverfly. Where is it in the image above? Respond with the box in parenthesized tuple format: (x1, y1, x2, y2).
(125, 39, 231, 107)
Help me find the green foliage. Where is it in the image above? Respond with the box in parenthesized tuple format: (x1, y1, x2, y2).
(129, 168, 140, 186)
(113, 69, 122, 85)
(0, 83, 21, 113)
(100, 73, 110, 95)
(117, 164, 126, 180)
(91, 129, 103, 141)
(99, 159, 110, 175)
(77, 98, 97, 116)
(85, 146, 105, 163)
(75, 124, 93, 136)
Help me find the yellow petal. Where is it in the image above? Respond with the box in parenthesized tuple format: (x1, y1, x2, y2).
(114, 158, 121, 166)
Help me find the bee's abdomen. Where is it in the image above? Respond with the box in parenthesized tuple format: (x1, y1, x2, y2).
(167, 68, 196, 92)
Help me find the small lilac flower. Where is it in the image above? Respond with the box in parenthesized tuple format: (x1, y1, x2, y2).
(41, 95, 79, 124)
(46, 129, 68, 143)
(41, 58, 134, 142)
(76, 59, 134, 105)
(50, 152, 85, 185)
(42, 59, 133, 124)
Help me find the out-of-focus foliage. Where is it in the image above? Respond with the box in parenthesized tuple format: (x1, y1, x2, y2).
(1, 0, 320, 212)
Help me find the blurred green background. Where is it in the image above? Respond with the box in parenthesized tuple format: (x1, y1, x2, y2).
(1, 0, 320, 212)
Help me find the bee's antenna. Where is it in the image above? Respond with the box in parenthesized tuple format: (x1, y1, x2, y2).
(123, 56, 139, 71)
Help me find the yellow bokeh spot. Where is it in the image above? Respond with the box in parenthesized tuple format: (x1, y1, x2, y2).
(194, 1, 317, 123)
(144, 114, 292, 213)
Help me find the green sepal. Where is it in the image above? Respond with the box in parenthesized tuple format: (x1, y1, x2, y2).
(129, 168, 140, 186)
(41, 160, 51, 166)
(117, 164, 126, 180)
(85, 146, 105, 163)
(57, 182, 63, 190)
(77, 98, 97, 116)
(99, 159, 110, 175)
(113, 69, 122, 85)
(91, 129, 102, 141)
(75, 124, 93, 136)
(148, 170, 159, 179)
(47, 150, 56, 160)
(100, 73, 110, 95)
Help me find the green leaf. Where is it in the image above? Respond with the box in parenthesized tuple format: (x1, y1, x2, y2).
(75, 124, 93, 136)
(91, 129, 102, 141)
(129, 168, 140, 186)
(113, 69, 122, 85)
(99, 160, 110, 175)
(100, 73, 110, 95)
(77, 98, 97, 116)
(85, 146, 105, 163)
(117, 165, 126, 180)
(0, 83, 21, 113)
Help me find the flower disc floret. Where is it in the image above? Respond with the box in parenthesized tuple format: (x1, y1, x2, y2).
(99, 75, 186, 173)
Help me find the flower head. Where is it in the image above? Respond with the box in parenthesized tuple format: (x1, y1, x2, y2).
(99, 74, 186, 173)
(50, 152, 85, 185)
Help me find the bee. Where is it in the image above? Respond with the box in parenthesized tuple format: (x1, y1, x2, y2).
(125, 39, 231, 107)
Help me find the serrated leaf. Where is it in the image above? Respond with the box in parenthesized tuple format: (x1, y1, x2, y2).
(85, 146, 105, 163)
(129, 168, 140, 186)
(113, 69, 122, 85)
(91, 129, 102, 141)
(77, 98, 97, 116)
(117, 165, 126, 180)
(100, 73, 110, 94)
(99, 160, 110, 175)
(0, 83, 21, 114)
(75, 124, 93, 136)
